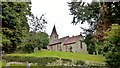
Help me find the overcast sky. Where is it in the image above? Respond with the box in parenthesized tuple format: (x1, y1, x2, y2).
(31, 0, 90, 38)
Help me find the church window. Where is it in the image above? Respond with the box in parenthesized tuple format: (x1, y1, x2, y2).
(80, 41, 82, 49)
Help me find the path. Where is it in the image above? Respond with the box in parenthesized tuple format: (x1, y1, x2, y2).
(5, 62, 32, 68)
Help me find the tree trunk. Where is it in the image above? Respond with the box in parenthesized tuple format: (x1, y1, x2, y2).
(95, 2, 112, 40)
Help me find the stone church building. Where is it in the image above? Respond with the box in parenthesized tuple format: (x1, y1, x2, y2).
(47, 25, 88, 53)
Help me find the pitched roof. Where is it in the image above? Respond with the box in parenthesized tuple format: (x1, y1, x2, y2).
(49, 36, 69, 46)
(64, 35, 80, 45)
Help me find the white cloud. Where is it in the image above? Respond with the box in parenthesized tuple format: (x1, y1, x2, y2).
(31, 0, 88, 38)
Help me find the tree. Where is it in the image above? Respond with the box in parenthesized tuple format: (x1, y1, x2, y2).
(28, 14, 47, 33)
(1, 2, 31, 53)
(19, 14, 48, 53)
(103, 24, 120, 67)
(68, 1, 120, 56)
(68, 1, 120, 40)
(19, 32, 49, 53)
(35, 32, 49, 49)
(1, 2, 48, 53)
(84, 34, 96, 54)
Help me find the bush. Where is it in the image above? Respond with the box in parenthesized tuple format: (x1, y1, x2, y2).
(75, 60, 85, 65)
(105, 51, 120, 68)
(103, 24, 120, 68)
(2, 55, 58, 66)
(3, 55, 105, 66)
(2, 55, 86, 66)
(61, 58, 72, 63)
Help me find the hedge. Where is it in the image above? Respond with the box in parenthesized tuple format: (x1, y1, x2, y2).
(2, 55, 86, 66)
(2, 56, 58, 66)
(2, 55, 106, 66)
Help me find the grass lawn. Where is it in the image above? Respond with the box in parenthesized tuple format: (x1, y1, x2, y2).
(0, 60, 6, 67)
(6, 50, 106, 63)
(0, 61, 2, 67)
(9, 64, 27, 68)
(0, 61, 1, 65)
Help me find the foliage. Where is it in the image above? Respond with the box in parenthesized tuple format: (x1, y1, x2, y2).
(33, 32, 49, 49)
(3, 55, 106, 66)
(6, 50, 105, 63)
(68, 2, 99, 25)
(104, 24, 120, 45)
(68, 1, 120, 31)
(84, 34, 95, 54)
(68, 1, 120, 40)
(17, 32, 49, 53)
(18, 29, 34, 53)
(1, 2, 31, 53)
(103, 24, 120, 67)
(75, 60, 85, 65)
(2, 56, 58, 66)
(1, 2, 48, 53)
(68, 2, 120, 67)
(28, 14, 47, 32)
(94, 41, 104, 55)
(105, 47, 120, 67)
(17, 14, 48, 53)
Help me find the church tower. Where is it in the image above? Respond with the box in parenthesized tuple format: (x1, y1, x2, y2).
(50, 25, 59, 43)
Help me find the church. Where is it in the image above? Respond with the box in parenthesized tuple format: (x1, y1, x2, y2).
(47, 25, 88, 53)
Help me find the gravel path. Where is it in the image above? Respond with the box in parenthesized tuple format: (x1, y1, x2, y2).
(5, 62, 32, 68)
(5, 63, 10, 68)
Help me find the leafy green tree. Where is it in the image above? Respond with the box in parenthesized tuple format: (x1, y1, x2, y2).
(94, 40, 104, 55)
(1, 2, 31, 53)
(68, 1, 120, 40)
(84, 34, 95, 54)
(35, 32, 49, 49)
(20, 32, 49, 53)
(68, 1, 120, 57)
(19, 14, 48, 53)
(21, 32, 35, 53)
(103, 24, 120, 67)
(1, 2, 48, 53)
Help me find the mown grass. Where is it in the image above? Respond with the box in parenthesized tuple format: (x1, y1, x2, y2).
(6, 50, 106, 63)
(10, 64, 26, 66)
(0, 60, 6, 67)
(9, 64, 27, 68)
(0, 61, 1, 64)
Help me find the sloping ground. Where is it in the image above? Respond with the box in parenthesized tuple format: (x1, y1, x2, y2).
(0, 61, 1, 65)
(6, 50, 105, 63)
(0, 61, 6, 67)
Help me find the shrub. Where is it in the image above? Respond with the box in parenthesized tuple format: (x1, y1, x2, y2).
(2, 55, 86, 66)
(2, 55, 59, 66)
(75, 60, 85, 65)
(103, 24, 120, 68)
(2, 55, 105, 66)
